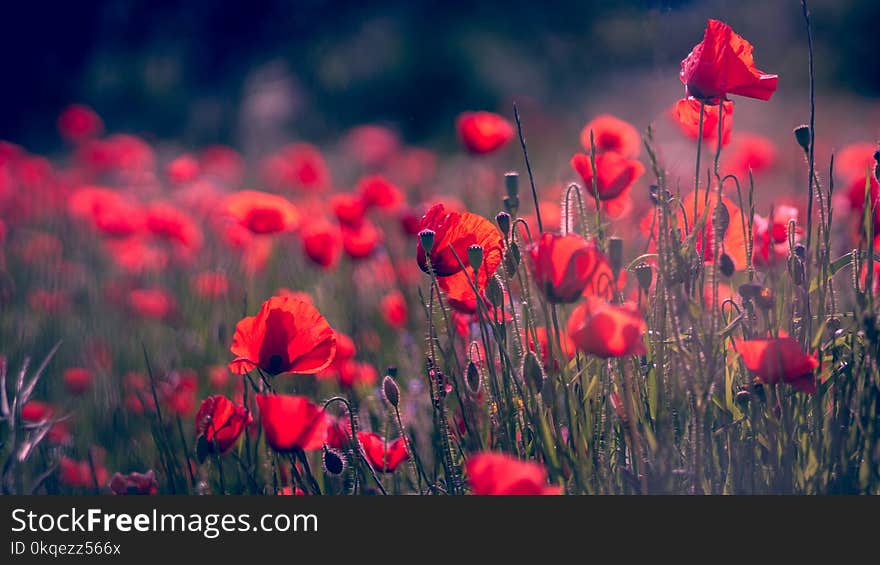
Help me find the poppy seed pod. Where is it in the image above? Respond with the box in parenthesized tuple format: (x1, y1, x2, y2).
(794, 125, 811, 153)
(465, 360, 481, 395)
(608, 237, 624, 275)
(468, 244, 484, 272)
(522, 350, 545, 392)
(496, 211, 511, 238)
(714, 201, 730, 240)
(719, 252, 735, 277)
(634, 263, 653, 290)
(323, 448, 346, 476)
(382, 374, 400, 408)
(418, 229, 435, 255)
(504, 242, 521, 277)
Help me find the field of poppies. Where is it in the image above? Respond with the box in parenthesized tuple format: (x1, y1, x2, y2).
(1, 8, 879, 496)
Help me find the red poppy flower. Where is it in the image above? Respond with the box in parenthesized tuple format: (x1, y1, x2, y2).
(128, 287, 176, 320)
(145, 202, 203, 251)
(191, 271, 229, 299)
(59, 454, 109, 489)
(570, 151, 645, 203)
(357, 432, 409, 473)
(229, 295, 336, 376)
(63, 367, 93, 395)
(640, 190, 748, 270)
(200, 145, 244, 185)
(380, 290, 408, 329)
(579, 114, 640, 159)
(262, 143, 331, 192)
(722, 133, 777, 178)
(21, 400, 53, 422)
(109, 470, 159, 495)
(528, 232, 617, 303)
(255, 394, 328, 452)
(331, 193, 367, 227)
(223, 190, 300, 235)
(416, 203, 504, 277)
(466, 452, 560, 495)
(341, 220, 382, 260)
(733, 337, 818, 394)
(196, 395, 252, 454)
(847, 175, 880, 234)
(680, 19, 778, 103)
(670, 97, 733, 145)
(105, 236, 169, 273)
(58, 104, 103, 142)
(301, 220, 342, 269)
(753, 205, 800, 267)
(837, 142, 878, 181)
(567, 296, 646, 358)
(160, 370, 198, 416)
(456, 111, 515, 155)
(527, 327, 576, 372)
(325, 415, 352, 449)
(357, 175, 404, 210)
(166, 153, 200, 184)
(336, 360, 378, 388)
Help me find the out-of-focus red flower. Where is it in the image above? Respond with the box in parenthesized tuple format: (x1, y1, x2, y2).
(344, 125, 400, 167)
(63, 368, 93, 395)
(722, 133, 777, 178)
(528, 232, 617, 303)
(393, 147, 437, 185)
(277, 486, 306, 496)
(466, 452, 560, 495)
(733, 337, 818, 394)
(128, 287, 176, 320)
(59, 453, 109, 490)
(105, 237, 169, 273)
(69, 186, 145, 238)
(416, 203, 504, 277)
(336, 360, 378, 388)
(262, 143, 330, 192)
(753, 205, 800, 267)
(670, 97, 734, 145)
(380, 290, 408, 329)
(223, 190, 300, 235)
(207, 365, 231, 389)
(229, 295, 336, 376)
(256, 394, 328, 452)
(456, 111, 515, 155)
(325, 414, 352, 449)
(200, 145, 244, 185)
(301, 221, 342, 269)
(109, 470, 158, 495)
(27, 289, 70, 314)
(191, 271, 229, 300)
(860, 238, 880, 294)
(331, 193, 367, 227)
(58, 104, 103, 143)
(341, 220, 381, 260)
(47, 421, 72, 445)
(21, 401, 53, 422)
(161, 370, 198, 416)
(166, 153, 201, 184)
(680, 19, 778, 103)
(836, 142, 879, 181)
(570, 152, 645, 205)
(196, 395, 252, 454)
(579, 114, 640, 159)
(356, 175, 404, 211)
(527, 326, 576, 371)
(567, 296, 646, 358)
(357, 432, 409, 472)
(146, 202, 203, 251)
(847, 175, 880, 234)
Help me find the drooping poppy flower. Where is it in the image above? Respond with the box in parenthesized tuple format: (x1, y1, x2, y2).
(527, 232, 617, 303)
(255, 394, 328, 452)
(63, 367, 93, 395)
(579, 114, 641, 159)
(722, 133, 777, 178)
(567, 296, 646, 358)
(357, 432, 409, 473)
(109, 470, 159, 495)
(357, 175, 404, 210)
(223, 190, 300, 235)
(733, 337, 818, 394)
(262, 142, 331, 192)
(640, 189, 748, 270)
(527, 326, 576, 372)
(670, 97, 734, 145)
(58, 104, 103, 142)
(753, 205, 800, 267)
(166, 153, 201, 184)
(456, 111, 515, 155)
(229, 295, 336, 376)
(380, 290, 408, 329)
(680, 19, 778, 104)
(466, 452, 561, 495)
(128, 287, 176, 320)
(191, 270, 229, 300)
(341, 220, 382, 260)
(195, 395, 252, 454)
(416, 203, 504, 277)
(301, 220, 342, 269)
(570, 151, 645, 203)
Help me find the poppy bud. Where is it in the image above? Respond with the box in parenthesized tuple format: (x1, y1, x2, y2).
(714, 202, 730, 240)
(751, 286, 775, 310)
(794, 243, 806, 260)
(738, 282, 762, 300)
(418, 229, 435, 255)
(465, 361, 481, 395)
(382, 373, 400, 408)
(522, 350, 545, 393)
(504, 242, 521, 277)
(505, 172, 520, 201)
(735, 388, 751, 406)
(496, 211, 511, 238)
(323, 447, 346, 476)
(487, 274, 505, 307)
(468, 244, 484, 272)
(608, 237, 624, 275)
(634, 263, 653, 290)
(794, 125, 811, 153)
(719, 252, 735, 277)
(649, 185, 672, 206)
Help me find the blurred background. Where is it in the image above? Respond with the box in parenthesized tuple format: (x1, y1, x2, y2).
(2, 0, 878, 157)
